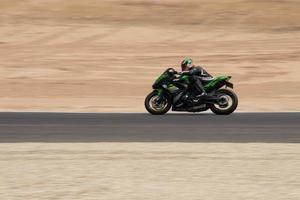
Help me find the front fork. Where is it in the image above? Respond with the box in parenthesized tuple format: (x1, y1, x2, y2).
(153, 89, 164, 103)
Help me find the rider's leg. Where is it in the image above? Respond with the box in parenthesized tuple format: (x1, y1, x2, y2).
(193, 76, 207, 97)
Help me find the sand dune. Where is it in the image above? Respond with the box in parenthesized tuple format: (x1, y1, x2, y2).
(0, 0, 300, 112)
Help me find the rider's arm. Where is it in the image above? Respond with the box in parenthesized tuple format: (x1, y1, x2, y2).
(180, 71, 190, 75)
(194, 66, 213, 78)
(201, 68, 213, 78)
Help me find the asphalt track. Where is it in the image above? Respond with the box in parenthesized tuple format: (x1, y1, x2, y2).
(0, 112, 299, 143)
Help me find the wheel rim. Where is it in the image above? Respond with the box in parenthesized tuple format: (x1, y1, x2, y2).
(149, 95, 168, 112)
(214, 93, 234, 110)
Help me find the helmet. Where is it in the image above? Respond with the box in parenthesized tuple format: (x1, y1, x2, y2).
(181, 58, 193, 71)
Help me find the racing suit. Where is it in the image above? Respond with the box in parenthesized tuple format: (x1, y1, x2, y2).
(185, 66, 213, 96)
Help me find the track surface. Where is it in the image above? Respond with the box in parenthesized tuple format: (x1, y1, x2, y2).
(0, 112, 299, 143)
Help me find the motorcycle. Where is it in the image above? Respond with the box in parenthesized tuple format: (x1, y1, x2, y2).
(145, 68, 238, 115)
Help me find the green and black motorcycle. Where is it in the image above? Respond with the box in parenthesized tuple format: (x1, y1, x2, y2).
(145, 68, 238, 115)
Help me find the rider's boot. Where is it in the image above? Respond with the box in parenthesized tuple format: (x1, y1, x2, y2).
(193, 91, 208, 103)
(196, 91, 208, 98)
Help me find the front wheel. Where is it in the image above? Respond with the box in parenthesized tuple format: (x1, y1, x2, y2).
(210, 89, 238, 115)
(145, 91, 172, 115)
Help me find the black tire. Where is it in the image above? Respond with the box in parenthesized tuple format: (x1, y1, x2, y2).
(144, 91, 172, 115)
(210, 89, 238, 115)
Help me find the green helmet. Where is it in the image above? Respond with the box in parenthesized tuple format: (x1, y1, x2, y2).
(181, 58, 193, 70)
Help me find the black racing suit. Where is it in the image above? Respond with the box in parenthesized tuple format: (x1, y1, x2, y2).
(184, 66, 213, 95)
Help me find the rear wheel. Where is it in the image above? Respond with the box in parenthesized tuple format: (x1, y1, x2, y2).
(145, 91, 172, 115)
(210, 89, 238, 115)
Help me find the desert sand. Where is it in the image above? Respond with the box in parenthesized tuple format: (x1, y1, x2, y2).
(1, 2, 300, 199)
(1, 143, 300, 200)
(0, 0, 300, 112)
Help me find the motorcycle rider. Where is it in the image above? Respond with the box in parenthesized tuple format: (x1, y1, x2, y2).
(180, 58, 213, 98)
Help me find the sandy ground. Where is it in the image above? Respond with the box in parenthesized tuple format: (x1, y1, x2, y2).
(0, 143, 299, 200)
(0, 0, 299, 112)
(1, 2, 299, 199)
